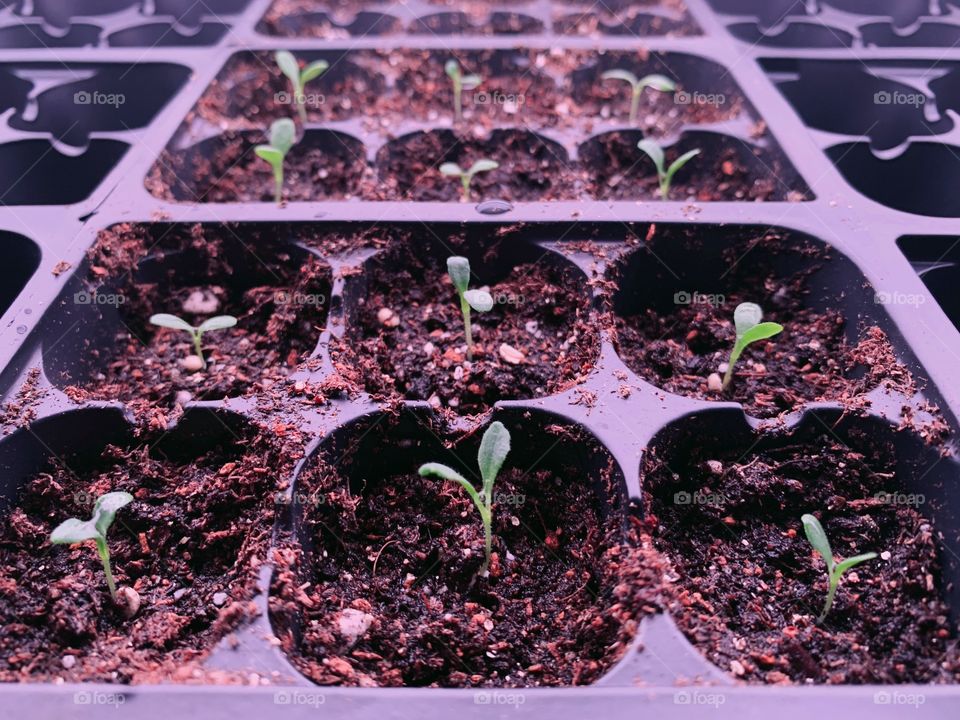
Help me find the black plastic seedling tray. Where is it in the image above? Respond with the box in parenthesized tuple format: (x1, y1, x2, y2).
(2, 0, 960, 718)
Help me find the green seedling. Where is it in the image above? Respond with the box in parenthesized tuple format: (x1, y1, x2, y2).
(439, 159, 498, 202)
(50, 491, 133, 601)
(255, 118, 297, 204)
(601, 70, 676, 124)
(445, 59, 482, 121)
(276, 50, 328, 123)
(149, 313, 238, 369)
(419, 421, 511, 578)
(637, 138, 700, 200)
(721, 302, 783, 391)
(447, 255, 493, 361)
(801, 513, 878, 622)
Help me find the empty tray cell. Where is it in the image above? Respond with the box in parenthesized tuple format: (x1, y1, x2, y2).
(726, 21, 853, 47)
(256, 0, 399, 36)
(896, 235, 960, 333)
(0, 67, 31, 115)
(0, 230, 40, 318)
(106, 22, 231, 46)
(7, 63, 191, 148)
(929, 66, 960, 117)
(42, 223, 333, 404)
(0, 139, 128, 205)
(0, 22, 100, 48)
(642, 408, 960, 682)
(767, 60, 948, 151)
(153, 0, 252, 25)
(827, 141, 960, 217)
(861, 20, 960, 47)
(28, 0, 139, 28)
(823, 0, 934, 28)
(705, 0, 813, 27)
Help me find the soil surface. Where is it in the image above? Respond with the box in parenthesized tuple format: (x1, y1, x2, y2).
(643, 424, 960, 684)
(555, 1, 700, 37)
(147, 130, 367, 202)
(270, 425, 666, 686)
(330, 241, 599, 414)
(0, 429, 283, 682)
(612, 241, 904, 418)
(65, 224, 331, 408)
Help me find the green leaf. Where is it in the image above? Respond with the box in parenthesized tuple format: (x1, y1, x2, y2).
(275, 50, 300, 85)
(667, 149, 701, 177)
(637, 139, 665, 175)
(255, 145, 283, 169)
(464, 289, 493, 313)
(733, 302, 763, 336)
(461, 74, 482, 90)
(477, 421, 511, 499)
(419, 462, 484, 511)
(740, 321, 783, 348)
(834, 552, 878, 577)
(802, 514, 834, 573)
(640, 74, 677, 93)
(92, 491, 133, 537)
(269, 118, 297, 155)
(447, 256, 471, 294)
(444, 59, 461, 80)
(198, 315, 238, 334)
(149, 313, 195, 333)
(301, 60, 329, 85)
(467, 159, 498, 176)
(50, 517, 100, 545)
(439, 162, 463, 177)
(601, 69, 639, 87)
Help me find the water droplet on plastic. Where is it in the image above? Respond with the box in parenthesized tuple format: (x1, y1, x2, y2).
(475, 199, 513, 215)
(16, 325, 27, 335)
(23, 308, 32, 315)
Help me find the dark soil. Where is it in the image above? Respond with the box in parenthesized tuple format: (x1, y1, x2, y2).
(412, 11, 545, 35)
(643, 425, 960, 684)
(554, 4, 700, 37)
(329, 242, 599, 414)
(269, 430, 665, 686)
(0, 430, 282, 682)
(612, 247, 902, 418)
(66, 224, 331, 408)
(146, 130, 367, 203)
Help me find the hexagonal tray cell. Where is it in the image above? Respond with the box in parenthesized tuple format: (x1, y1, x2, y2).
(763, 59, 950, 152)
(412, 11, 544, 35)
(258, 8, 403, 36)
(726, 21, 854, 47)
(0, 230, 40, 319)
(106, 22, 231, 47)
(704, 0, 813, 28)
(0, 139, 128, 205)
(822, 0, 933, 28)
(0, 22, 101, 48)
(41, 223, 332, 405)
(641, 407, 960, 683)
(376, 128, 571, 201)
(609, 225, 908, 418)
(580, 130, 809, 201)
(827, 141, 960, 217)
(896, 235, 960, 333)
(861, 20, 960, 47)
(328, 225, 600, 414)
(269, 406, 664, 686)
(553, 0, 700, 37)
(27, 0, 139, 28)
(6, 63, 191, 149)
(147, 129, 368, 203)
(0, 406, 279, 682)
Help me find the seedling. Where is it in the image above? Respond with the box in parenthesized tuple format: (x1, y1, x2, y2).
(276, 50, 328, 123)
(419, 421, 511, 577)
(721, 302, 783, 391)
(149, 313, 238, 369)
(446, 256, 493, 361)
(601, 70, 676, 124)
(255, 118, 297, 204)
(439, 159, 498, 202)
(50, 491, 133, 602)
(637, 139, 700, 199)
(445, 59, 482, 121)
(801, 513, 878, 622)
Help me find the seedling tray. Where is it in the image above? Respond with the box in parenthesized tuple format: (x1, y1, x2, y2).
(2, 0, 960, 718)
